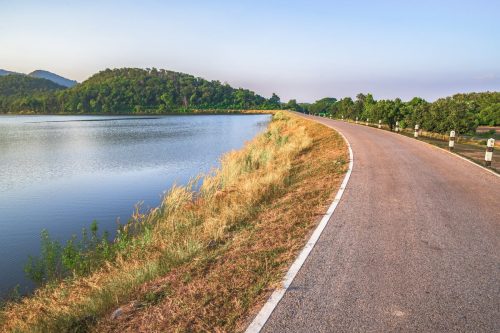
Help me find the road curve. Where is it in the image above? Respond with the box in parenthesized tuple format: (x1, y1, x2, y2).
(260, 115, 500, 332)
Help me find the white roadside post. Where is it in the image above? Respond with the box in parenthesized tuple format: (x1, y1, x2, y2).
(414, 124, 419, 138)
(366, 118, 369, 126)
(485, 138, 495, 167)
(395, 121, 399, 132)
(356, 117, 358, 124)
(378, 120, 382, 129)
(341, 115, 344, 121)
(449, 130, 456, 151)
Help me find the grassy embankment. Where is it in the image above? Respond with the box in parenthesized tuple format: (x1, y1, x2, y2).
(0, 111, 348, 332)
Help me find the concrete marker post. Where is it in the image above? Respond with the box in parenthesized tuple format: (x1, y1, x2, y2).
(355, 117, 358, 124)
(378, 120, 382, 129)
(366, 118, 369, 126)
(449, 130, 456, 151)
(395, 121, 399, 132)
(414, 124, 419, 138)
(485, 138, 495, 167)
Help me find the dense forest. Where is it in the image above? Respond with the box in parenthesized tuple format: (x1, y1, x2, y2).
(0, 68, 281, 114)
(0, 75, 66, 114)
(0, 74, 65, 96)
(285, 92, 500, 134)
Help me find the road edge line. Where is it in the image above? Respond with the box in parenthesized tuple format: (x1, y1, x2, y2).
(245, 119, 354, 333)
(409, 135, 499, 178)
(343, 119, 499, 178)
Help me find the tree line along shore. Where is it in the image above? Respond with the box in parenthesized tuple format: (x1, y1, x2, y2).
(286, 92, 499, 135)
(0, 67, 498, 136)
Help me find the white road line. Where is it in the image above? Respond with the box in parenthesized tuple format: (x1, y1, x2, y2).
(245, 118, 354, 333)
(345, 119, 499, 178)
(417, 137, 500, 178)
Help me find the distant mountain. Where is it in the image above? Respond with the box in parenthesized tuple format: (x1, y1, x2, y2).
(29, 70, 77, 88)
(0, 69, 77, 87)
(0, 74, 66, 97)
(0, 69, 21, 76)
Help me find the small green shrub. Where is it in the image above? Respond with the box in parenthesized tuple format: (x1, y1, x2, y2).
(24, 221, 116, 285)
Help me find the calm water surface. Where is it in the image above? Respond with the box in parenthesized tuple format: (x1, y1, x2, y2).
(0, 114, 270, 297)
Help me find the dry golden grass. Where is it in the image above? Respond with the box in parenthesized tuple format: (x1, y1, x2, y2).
(0, 111, 347, 332)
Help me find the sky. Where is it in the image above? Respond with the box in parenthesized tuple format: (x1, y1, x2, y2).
(1, 0, 499, 102)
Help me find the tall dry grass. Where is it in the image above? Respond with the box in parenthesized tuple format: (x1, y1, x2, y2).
(0, 111, 314, 332)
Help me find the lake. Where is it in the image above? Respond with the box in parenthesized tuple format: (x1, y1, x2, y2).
(0, 114, 270, 298)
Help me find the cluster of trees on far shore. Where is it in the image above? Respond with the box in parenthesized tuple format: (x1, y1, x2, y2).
(0, 68, 282, 114)
(284, 92, 500, 134)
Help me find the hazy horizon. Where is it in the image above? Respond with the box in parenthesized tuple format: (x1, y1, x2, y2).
(1, 0, 499, 102)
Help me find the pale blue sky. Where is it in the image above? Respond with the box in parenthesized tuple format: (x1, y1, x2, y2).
(1, 0, 499, 102)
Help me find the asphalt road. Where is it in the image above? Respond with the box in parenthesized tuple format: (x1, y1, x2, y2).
(261, 116, 500, 332)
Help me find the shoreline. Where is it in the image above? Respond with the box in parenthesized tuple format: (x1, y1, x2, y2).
(0, 110, 275, 117)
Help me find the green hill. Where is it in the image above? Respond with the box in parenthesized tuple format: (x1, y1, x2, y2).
(0, 74, 65, 97)
(58, 68, 280, 113)
(0, 68, 281, 114)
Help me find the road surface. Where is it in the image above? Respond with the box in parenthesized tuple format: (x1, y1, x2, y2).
(260, 115, 500, 332)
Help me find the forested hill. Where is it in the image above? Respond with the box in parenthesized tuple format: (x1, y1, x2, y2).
(0, 74, 66, 97)
(0, 68, 281, 114)
(60, 68, 281, 113)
